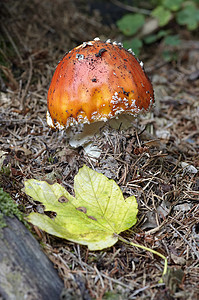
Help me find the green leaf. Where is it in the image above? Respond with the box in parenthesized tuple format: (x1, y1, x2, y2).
(116, 13, 145, 36)
(144, 30, 169, 44)
(25, 165, 138, 250)
(152, 6, 172, 26)
(164, 34, 181, 46)
(162, 49, 178, 62)
(144, 34, 158, 44)
(163, 0, 184, 11)
(176, 3, 199, 30)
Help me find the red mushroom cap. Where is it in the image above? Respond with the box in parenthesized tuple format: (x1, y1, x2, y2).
(47, 38, 154, 129)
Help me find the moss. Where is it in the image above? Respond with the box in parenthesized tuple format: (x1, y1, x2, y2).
(0, 188, 23, 228)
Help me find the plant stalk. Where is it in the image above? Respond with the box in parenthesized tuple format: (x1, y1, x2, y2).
(117, 235, 168, 281)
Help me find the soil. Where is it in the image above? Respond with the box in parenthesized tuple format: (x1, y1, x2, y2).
(0, 1, 199, 299)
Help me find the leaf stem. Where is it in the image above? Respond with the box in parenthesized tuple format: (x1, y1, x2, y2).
(117, 235, 168, 280)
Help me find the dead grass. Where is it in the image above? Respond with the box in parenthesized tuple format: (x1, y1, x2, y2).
(0, 1, 199, 299)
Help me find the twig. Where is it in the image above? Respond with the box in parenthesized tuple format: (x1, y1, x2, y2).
(145, 221, 166, 235)
(169, 224, 199, 260)
(111, 0, 151, 15)
(0, 118, 30, 125)
(32, 146, 47, 159)
(99, 272, 136, 291)
(7, 128, 23, 140)
(20, 56, 33, 110)
(94, 265, 105, 289)
(1, 23, 23, 64)
(129, 285, 150, 299)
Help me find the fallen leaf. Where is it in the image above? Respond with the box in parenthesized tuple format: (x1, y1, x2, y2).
(141, 211, 158, 230)
(163, 267, 184, 293)
(181, 162, 198, 174)
(174, 203, 192, 212)
(171, 253, 186, 265)
(25, 165, 138, 250)
(157, 200, 171, 218)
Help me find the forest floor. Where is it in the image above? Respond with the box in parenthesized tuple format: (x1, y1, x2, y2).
(0, 1, 199, 299)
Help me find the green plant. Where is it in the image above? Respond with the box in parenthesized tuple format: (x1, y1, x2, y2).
(176, 2, 199, 30)
(117, 13, 145, 36)
(116, 0, 199, 57)
(0, 188, 23, 228)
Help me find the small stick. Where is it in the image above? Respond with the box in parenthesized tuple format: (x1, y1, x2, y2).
(20, 56, 33, 110)
(169, 224, 199, 260)
(1, 23, 23, 63)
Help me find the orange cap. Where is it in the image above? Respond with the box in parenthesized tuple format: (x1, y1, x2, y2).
(47, 38, 154, 129)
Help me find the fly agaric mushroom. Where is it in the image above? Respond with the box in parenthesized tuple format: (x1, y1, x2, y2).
(47, 38, 154, 153)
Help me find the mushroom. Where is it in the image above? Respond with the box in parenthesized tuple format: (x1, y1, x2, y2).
(47, 38, 154, 155)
